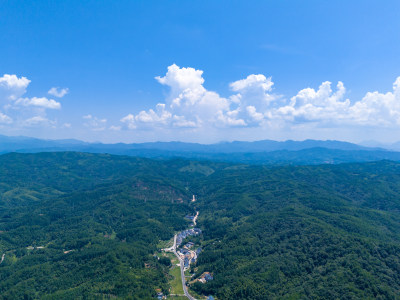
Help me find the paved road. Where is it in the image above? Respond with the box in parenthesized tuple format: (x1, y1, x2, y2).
(172, 235, 196, 300)
(161, 235, 177, 252)
(179, 258, 196, 300)
(193, 211, 199, 226)
(164, 212, 199, 300)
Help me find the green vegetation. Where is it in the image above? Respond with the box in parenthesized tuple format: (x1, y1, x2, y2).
(169, 265, 184, 295)
(190, 161, 400, 299)
(0, 152, 195, 299)
(2, 152, 400, 298)
(157, 238, 174, 249)
(179, 162, 215, 176)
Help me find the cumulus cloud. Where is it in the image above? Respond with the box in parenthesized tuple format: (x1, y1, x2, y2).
(157, 64, 230, 118)
(155, 64, 205, 97)
(230, 74, 274, 94)
(15, 97, 61, 109)
(122, 64, 242, 130)
(83, 114, 107, 131)
(0, 112, 12, 124)
(229, 74, 281, 126)
(23, 116, 56, 127)
(48, 87, 69, 98)
(348, 78, 400, 126)
(0, 73, 63, 130)
(109, 125, 121, 131)
(0, 74, 30, 101)
(172, 115, 198, 128)
(120, 64, 400, 141)
(216, 109, 246, 127)
(136, 103, 172, 125)
(275, 78, 400, 128)
(120, 114, 136, 129)
(121, 104, 172, 129)
(276, 81, 350, 123)
(246, 106, 264, 122)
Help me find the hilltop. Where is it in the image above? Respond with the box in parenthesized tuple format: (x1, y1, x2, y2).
(1, 153, 400, 298)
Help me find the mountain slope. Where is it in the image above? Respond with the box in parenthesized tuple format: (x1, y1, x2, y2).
(2, 153, 400, 298)
(189, 161, 400, 298)
(0, 153, 198, 299)
(2, 134, 399, 166)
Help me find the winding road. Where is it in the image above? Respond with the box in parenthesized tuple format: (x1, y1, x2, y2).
(164, 212, 199, 300)
(193, 211, 199, 226)
(173, 242, 196, 300)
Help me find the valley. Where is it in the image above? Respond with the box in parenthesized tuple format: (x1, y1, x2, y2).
(1, 152, 400, 298)
(2, 1, 398, 299)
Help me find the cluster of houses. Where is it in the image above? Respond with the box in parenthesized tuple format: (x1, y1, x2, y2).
(176, 227, 202, 247)
(185, 214, 196, 221)
(196, 272, 214, 284)
(154, 289, 166, 300)
(156, 291, 164, 300)
(175, 227, 203, 271)
(177, 242, 202, 270)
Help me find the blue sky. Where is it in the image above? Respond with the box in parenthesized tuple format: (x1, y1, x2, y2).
(1, 0, 400, 143)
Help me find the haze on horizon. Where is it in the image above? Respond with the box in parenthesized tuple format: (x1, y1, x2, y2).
(1, 1, 400, 144)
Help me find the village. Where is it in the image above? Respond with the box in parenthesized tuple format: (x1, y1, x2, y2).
(176, 229, 202, 270)
(157, 208, 215, 300)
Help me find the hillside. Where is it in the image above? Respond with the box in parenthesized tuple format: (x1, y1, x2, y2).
(1, 153, 400, 298)
(190, 161, 400, 298)
(4, 135, 400, 166)
(0, 153, 199, 299)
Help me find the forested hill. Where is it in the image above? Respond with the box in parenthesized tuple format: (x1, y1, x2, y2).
(0, 152, 206, 299)
(190, 161, 400, 298)
(1, 153, 400, 298)
(2, 135, 400, 165)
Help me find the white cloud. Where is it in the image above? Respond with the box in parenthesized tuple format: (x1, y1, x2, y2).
(155, 64, 205, 97)
(23, 116, 55, 127)
(120, 65, 400, 142)
(0, 74, 31, 101)
(135, 103, 172, 125)
(48, 87, 69, 98)
(348, 77, 400, 126)
(246, 106, 264, 122)
(120, 114, 136, 129)
(230, 74, 274, 93)
(83, 114, 107, 131)
(216, 110, 246, 127)
(228, 74, 280, 125)
(15, 97, 61, 109)
(172, 115, 198, 128)
(273, 77, 400, 128)
(230, 74, 277, 107)
(121, 104, 172, 130)
(109, 125, 121, 131)
(0, 74, 63, 130)
(276, 81, 350, 123)
(122, 64, 241, 130)
(0, 112, 12, 124)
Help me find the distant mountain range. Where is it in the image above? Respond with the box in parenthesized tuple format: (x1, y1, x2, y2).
(1, 134, 400, 165)
(0, 134, 382, 152)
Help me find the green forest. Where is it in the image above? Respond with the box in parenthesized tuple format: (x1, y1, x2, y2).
(1, 152, 400, 299)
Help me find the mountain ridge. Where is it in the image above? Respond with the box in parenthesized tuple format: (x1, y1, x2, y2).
(2, 134, 400, 165)
(0, 134, 386, 153)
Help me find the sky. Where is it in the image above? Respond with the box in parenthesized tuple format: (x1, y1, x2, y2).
(1, 0, 400, 144)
